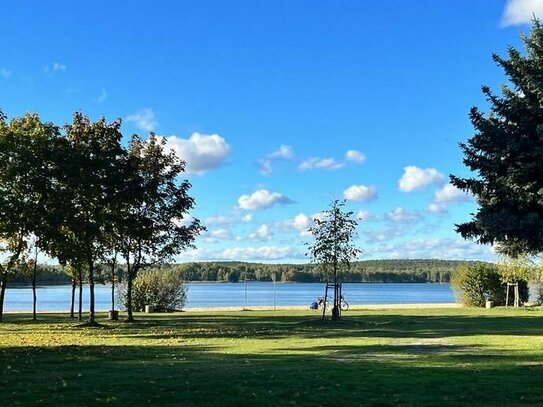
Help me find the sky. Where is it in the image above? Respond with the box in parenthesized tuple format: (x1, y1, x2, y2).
(1, 0, 542, 263)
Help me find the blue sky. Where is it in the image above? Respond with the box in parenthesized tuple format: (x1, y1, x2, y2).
(1, 0, 542, 263)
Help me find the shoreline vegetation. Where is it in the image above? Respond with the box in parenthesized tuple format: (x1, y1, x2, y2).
(8, 259, 481, 286)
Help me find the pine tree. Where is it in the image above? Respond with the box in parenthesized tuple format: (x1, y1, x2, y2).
(451, 19, 543, 256)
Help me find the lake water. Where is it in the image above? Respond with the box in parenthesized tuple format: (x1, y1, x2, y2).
(3, 282, 456, 312)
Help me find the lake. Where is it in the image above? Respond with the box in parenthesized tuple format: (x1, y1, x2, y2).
(3, 281, 456, 312)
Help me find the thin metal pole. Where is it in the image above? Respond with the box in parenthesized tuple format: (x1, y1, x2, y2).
(244, 276, 248, 309)
(273, 278, 277, 310)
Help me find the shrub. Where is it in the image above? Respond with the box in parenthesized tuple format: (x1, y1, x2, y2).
(120, 269, 187, 312)
(451, 263, 505, 307)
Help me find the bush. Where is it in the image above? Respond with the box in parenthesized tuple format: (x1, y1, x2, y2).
(451, 263, 529, 307)
(451, 263, 505, 307)
(120, 269, 187, 312)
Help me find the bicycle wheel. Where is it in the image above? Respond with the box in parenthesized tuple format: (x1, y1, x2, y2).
(341, 301, 349, 311)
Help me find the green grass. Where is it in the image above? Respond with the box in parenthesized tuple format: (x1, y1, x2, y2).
(1, 307, 543, 406)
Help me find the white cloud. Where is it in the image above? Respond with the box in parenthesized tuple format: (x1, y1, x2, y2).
(126, 108, 157, 132)
(345, 150, 366, 163)
(427, 203, 448, 215)
(299, 157, 345, 171)
(163, 133, 231, 175)
(258, 159, 273, 175)
(44, 63, 67, 75)
(237, 189, 292, 210)
(433, 183, 472, 204)
(343, 184, 378, 202)
(241, 214, 253, 223)
(53, 62, 66, 71)
(398, 166, 445, 192)
(204, 228, 234, 243)
(270, 145, 295, 160)
(292, 213, 313, 237)
(220, 246, 302, 261)
(356, 209, 376, 222)
(386, 207, 422, 223)
(258, 144, 295, 175)
(364, 227, 405, 242)
(366, 238, 496, 261)
(0, 68, 11, 79)
(205, 215, 236, 226)
(93, 88, 107, 103)
(502, 0, 543, 26)
(248, 224, 272, 241)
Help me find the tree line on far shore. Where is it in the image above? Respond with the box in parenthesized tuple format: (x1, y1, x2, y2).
(9, 259, 480, 286)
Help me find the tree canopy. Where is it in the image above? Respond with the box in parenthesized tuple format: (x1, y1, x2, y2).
(451, 19, 543, 256)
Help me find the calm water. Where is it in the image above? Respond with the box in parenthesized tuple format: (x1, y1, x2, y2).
(3, 282, 455, 312)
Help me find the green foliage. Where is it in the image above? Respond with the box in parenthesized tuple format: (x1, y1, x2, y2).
(306, 199, 361, 281)
(498, 255, 537, 283)
(451, 19, 543, 256)
(451, 263, 506, 307)
(121, 269, 187, 312)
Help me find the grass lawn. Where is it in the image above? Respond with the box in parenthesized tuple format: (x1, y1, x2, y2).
(1, 307, 543, 406)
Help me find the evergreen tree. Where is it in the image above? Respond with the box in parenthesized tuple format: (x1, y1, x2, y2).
(451, 19, 543, 256)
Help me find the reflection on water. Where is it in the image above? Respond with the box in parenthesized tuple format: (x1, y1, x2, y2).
(4, 282, 455, 312)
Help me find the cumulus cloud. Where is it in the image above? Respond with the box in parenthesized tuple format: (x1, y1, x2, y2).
(204, 228, 234, 243)
(299, 157, 345, 171)
(258, 144, 295, 175)
(220, 246, 302, 261)
(356, 209, 376, 222)
(162, 132, 231, 175)
(364, 227, 405, 242)
(44, 62, 67, 75)
(248, 224, 272, 241)
(345, 150, 366, 163)
(433, 184, 472, 203)
(126, 108, 157, 132)
(292, 213, 314, 237)
(343, 184, 378, 202)
(366, 238, 496, 261)
(237, 189, 292, 210)
(398, 166, 444, 192)
(427, 203, 448, 215)
(385, 207, 422, 223)
(270, 145, 295, 160)
(0, 68, 11, 79)
(502, 0, 543, 26)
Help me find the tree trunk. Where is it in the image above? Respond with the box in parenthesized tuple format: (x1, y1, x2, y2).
(110, 258, 116, 311)
(87, 260, 96, 324)
(70, 275, 76, 319)
(78, 266, 83, 321)
(31, 246, 39, 321)
(332, 263, 340, 321)
(126, 257, 134, 322)
(31, 271, 37, 321)
(0, 273, 7, 323)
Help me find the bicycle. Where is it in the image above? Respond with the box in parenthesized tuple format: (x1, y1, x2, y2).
(317, 297, 331, 310)
(340, 295, 349, 311)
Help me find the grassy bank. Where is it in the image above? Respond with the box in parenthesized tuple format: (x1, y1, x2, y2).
(1, 307, 543, 406)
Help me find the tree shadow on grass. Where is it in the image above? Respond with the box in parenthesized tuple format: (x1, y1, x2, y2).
(1, 342, 543, 407)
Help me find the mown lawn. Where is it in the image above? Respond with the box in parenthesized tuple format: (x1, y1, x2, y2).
(1, 307, 543, 406)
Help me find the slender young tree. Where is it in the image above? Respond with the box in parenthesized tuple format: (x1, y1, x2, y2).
(307, 199, 361, 320)
(451, 19, 543, 256)
(118, 134, 204, 321)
